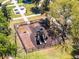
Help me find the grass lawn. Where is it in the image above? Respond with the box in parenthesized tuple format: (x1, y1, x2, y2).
(0, 0, 5, 3)
(7, 6, 21, 18)
(7, 3, 35, 18)
(18, 0, 23, 3)
(28, 16, 40, 21)
(16, 44, 73, 59)
(24, 4, 35, 16)
(25, 40, 73, 59)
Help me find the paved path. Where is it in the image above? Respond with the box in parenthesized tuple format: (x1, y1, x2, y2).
(13, 0, 30, 24)
(2, 0, 10, 4)
(0, 3, 23, 9)
(0, 0, 10, 8)
(12, 14, 41, 20)
(7, 3, 23, 7)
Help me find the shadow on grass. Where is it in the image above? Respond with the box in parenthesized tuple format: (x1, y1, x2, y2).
(31, 7, 41, 14)
(44, 7, 50, 11)
(30, 6, 50, 14)
(22, 1, 32, 4)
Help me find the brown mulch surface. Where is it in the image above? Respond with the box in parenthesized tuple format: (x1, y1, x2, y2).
(14, 22, 56, 53)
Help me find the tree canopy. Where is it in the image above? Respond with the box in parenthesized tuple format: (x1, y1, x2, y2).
(0, 5, 16, 59)
(49, 1, 79, 57)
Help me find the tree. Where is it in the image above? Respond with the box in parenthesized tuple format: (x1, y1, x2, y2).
(0, 4, 17, 59)
(40, 0, 50, 14)
(32, 0, 40, 7)
(42, 0, 50, 9)
(70, 0, 79, 46)
(0, 33, 16, 59)
(0, 33, 8, 59)
(0, 6, 11, 36)
(49, 0, 79, 55)
(71, 14, 79, 59)
(1, 4, 11, 21)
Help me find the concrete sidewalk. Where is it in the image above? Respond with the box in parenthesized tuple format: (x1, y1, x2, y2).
(2, 0, 10, 4)
(13, 0, 30, 24)
(12, 14, 41, 20)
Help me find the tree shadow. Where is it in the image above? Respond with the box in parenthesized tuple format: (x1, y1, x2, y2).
(39, 18, 50, 29)
(44, 7, 50, 11)
(22, 1, 32, 4)
(31, 7, 41, 14)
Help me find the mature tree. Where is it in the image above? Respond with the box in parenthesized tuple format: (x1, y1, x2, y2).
(0, 6, 11, 36)
(40, 0, 50, 14)
(32, 0, 40, 6)
(49, 0, 79, 54)
(0, 33, 16, 59)
(0, 4, 17, 59)
(70, 0, 79, 46)
(1, 4, 11, 21)
(42, 0, 50, 9)
(70, 1, 79, 58)
(0, 33, 8, 59)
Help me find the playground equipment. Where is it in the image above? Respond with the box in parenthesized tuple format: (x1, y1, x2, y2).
(35, 28, 47, 45)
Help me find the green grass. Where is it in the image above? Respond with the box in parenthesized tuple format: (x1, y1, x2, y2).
(7, 4, 35, 18)
(15, 40, 73, 59)
(7, 6, 21, 18)
(16, 45, 73, 59)
(24, 4, 35, 16)
(26, 44, 73, 59)
(0, 0, 5, 3)
(18, 0, 23, 3)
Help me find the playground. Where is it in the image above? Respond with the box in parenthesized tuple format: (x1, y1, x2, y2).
(14, 19, 63, 53)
